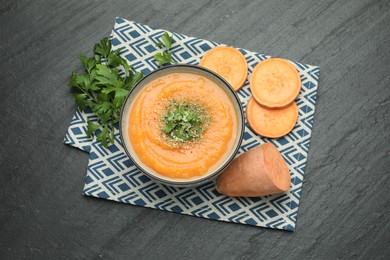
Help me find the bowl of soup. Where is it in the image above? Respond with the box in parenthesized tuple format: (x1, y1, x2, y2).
(120, 64, 244, 186)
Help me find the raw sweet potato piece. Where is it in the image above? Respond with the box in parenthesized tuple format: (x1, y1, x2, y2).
(246, 98, 298, 138)
(200, 46, 248, 91)
(216, 143, 290, 197)
(250, 58, 301, 108)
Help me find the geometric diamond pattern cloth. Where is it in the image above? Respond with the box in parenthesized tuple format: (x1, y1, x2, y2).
(64, 17, 320, 231)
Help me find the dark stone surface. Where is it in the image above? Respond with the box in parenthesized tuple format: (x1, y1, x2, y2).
(1, 0, 389, 259)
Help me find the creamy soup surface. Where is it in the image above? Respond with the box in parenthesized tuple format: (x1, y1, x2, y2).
(128, 72, 238, 179)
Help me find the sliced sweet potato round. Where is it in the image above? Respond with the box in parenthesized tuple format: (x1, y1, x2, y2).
(200, 46, 248, 91)
(246, 98, 298, 138)
(250, 58, 301, 108)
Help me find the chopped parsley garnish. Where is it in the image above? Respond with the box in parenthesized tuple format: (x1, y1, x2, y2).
(162, 100, 209, 143)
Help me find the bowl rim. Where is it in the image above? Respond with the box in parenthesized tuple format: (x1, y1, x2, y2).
(119, 64, 244, 186)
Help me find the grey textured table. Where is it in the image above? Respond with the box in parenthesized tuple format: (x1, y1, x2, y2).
(1, 0, 389, 259)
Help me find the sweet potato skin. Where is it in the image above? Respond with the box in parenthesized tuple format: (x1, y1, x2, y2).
(215, 143, 290, 197)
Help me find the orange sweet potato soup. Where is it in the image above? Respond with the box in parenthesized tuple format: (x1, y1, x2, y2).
(128, 72, 238, 179)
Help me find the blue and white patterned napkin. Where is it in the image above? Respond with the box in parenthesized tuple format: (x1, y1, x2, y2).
(64, 17, 320, 231)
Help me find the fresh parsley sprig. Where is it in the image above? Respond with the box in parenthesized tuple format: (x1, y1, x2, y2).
(69, 37, 143, 147)
(154, 32, 176, 66)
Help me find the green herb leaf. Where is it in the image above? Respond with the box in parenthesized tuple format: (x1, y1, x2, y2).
(154, 52, 173, 67)
(107, 53, 123, 67)
(96, 125, 109, 147)
(95, 64, 122, 87)
(155, 42, 164, 48)
(79, 53, 89, 69)
(91, 101, 111, 115)
(112, 88, 130, 108)
(154, 32, 175, 67)
(87, 121, 100, 137)
(162, 121, 175, 133)
(93, 37, 111, 58)
(109, 122, 115, 144)
(124, 71, 144, 90)
(72, 93, 87, 111)
(161, 32, 172, 50)
(161, 100, 208, 143)
(69, 37, 142, 147)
